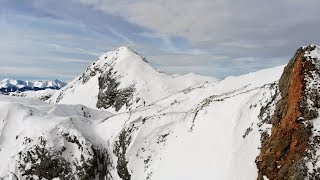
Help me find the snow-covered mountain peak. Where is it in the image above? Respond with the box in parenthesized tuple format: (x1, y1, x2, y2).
(1, 78, 14, 83)
(33, 79, 67, 89)
(0, 79, 66, 93)
(0, 78, 30, 87)
(90, 46, 151, 73)
(50, 46, 218, 112)
(90, 46, 147, 67)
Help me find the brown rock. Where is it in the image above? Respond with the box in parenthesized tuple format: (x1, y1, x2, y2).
(256, 46, 319, 180)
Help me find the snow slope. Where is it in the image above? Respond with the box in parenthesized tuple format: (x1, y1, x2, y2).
(94, 65, 284, 180)
(8, 89, 59, 101)
(49, 46, 218, 112)
(0, 94, 112, 179)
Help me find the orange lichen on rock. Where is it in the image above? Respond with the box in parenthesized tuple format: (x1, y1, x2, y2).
(257, 50, 309, 180)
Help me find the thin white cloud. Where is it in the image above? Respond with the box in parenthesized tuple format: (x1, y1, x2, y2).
(0, 66, 76, 80)
(108, 27, 133, 43)
(48, 44, 103, 57)
(1, 0, 319, 81)
(34, 56, 91, 64)
(75, 0, 320, 56)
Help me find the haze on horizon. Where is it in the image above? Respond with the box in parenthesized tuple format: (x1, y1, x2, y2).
(0, 0, 320, 81)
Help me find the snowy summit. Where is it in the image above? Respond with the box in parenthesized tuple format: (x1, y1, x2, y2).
(49, 46, 218, 112)
(0, 78, 66, 92)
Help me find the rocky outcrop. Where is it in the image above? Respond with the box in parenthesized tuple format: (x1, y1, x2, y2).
(97, 68, 135, 112)
(256, 45, 320, 179)
(113, 126, 134, 180)
(17, 134, 112, 180)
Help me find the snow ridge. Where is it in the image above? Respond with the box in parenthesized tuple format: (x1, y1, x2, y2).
(49, 46, 218, 112)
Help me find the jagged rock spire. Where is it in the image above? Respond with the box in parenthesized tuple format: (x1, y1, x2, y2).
(256, 45, 320, 179)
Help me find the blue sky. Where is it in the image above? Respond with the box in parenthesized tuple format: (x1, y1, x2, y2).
(1, 0, 320, 81)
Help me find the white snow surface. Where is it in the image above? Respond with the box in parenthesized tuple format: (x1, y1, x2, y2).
(33, 79, 67, 89)
(49, 46, 218, 112)
(0, 52, 286, 179)
(0, 95, 112, 179)
(8, 89, 59, 99)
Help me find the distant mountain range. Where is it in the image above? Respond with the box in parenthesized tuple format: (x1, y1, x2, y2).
(0, 78, 67, 93)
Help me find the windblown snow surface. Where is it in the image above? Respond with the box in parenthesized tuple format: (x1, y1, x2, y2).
(1, 45, 309, 180)
(48, 46, 218, 112)
(8, 89, 59, 101)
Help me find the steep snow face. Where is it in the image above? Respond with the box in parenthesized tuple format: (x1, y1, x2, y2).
(49, 46, 218, 112)
(0, 79, 66, 93)
(0, 95, 112, 179)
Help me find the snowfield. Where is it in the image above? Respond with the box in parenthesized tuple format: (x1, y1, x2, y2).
(5, 45, 320, 180)
(7, 89, 59, 101)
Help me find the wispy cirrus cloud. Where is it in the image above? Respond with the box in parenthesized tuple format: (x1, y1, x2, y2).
(0, 0, 319, 81)
(0, 66, 78, 80)
(74, 0, 320, 60)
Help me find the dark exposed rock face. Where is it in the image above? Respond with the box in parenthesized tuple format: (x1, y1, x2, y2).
(97, 68, 135, 112)
(39, 94, 53, 101)
(113, 127, 133, 180)
(17, 135, 112, 180)
(18, 137, 73, 180)
(256, 45, 320, 179)
(55, 57, 136, 112)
